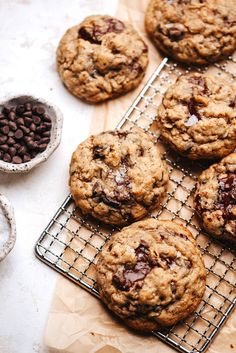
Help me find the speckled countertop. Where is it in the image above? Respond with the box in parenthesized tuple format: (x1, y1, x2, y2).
(0, 1, 117, 352)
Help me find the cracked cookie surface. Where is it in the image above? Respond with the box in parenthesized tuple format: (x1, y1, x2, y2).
(69, 128, 168, 225)
(96, 219, 206, 331)
(194, 153, 236, 245)
(145, 0, 236, 65)
(57, 15, 148, 103)
(157, 73, 236, 160)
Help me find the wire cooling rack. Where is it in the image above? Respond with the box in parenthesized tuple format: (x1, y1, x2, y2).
(35, 57, 236, 353)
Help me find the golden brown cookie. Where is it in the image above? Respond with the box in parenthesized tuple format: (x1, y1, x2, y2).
(57, 15, 148, 103)
(194, 153, 236, 245)
(69, 128, 168, 225)
(96, 219, 206, 331)
(145, 0, 236, 65)
(157, 73, 236, 160)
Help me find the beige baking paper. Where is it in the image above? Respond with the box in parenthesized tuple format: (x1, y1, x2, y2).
(44, 1, 236, 352)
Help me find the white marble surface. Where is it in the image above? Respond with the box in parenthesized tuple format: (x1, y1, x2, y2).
(0, 1, 117, 352)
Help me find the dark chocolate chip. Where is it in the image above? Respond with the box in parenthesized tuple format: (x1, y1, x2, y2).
(8, 111, 16, 121)
(13, 143, 21, 150)
(29, 123, 36, 131)
(39, 137, 50, 144)
(18, 145, 27, 155)
(0, 119, 8, 126)
(32, 115, 41, 125)
(0, 136, 7, 144)
(1, 126, 9, 135)
(8, 121, 17, 131)
(42, 131, 50, 137)
(16, 105, 25, 114)
(19, 125, 30, 134)
(16, 117, 24, 126)
(12, 156, 22, 164)
(37, 143, 47, 151)
(7, 137, 15, 145)
(24, 117, 32, 126)
(23, 111, 32, 117)
(34, 134, 41, 141)
(26, 139, 37, 150)
(44, 122, 52, 129)
(43, 114, 51, 122)
(15, 129, 24, 139)
(3, 153, 11, 162)
(8, 147, 16, 157)
(23, 154, 31, 163)
(28, 132, 35, 138)
(0, 144, 9, 152)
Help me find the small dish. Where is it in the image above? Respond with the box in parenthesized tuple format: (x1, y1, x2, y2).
(0, 193, 16, 261)
(0, 94, 63, 173)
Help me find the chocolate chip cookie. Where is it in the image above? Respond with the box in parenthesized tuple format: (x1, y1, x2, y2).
(157, 73, 236, 160)
(57, 15, 148, 103)
(96, 219, 206, 331)
(194, 153, 236, 245)
(145, 0, 236, 65)
(69, 128, 168, 225)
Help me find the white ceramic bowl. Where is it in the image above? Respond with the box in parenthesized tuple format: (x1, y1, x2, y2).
(0, 94, 63, 173)
(0, 194, 16, 261)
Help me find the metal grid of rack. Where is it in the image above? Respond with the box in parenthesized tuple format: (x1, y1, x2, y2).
(35, 57, 236, 353)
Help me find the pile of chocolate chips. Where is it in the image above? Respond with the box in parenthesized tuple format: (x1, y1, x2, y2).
(0, 102, 52, 164)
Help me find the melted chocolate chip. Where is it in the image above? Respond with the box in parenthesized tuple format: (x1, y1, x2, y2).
(189, 76, 209, 95)
(188, 98, 202, 121)
(78, 27, 101, 44)
(93, 145, 106, 159)
(79, 18, 124, 44)
(112, 240, 156, 291)
(103, 18, 124, 34)
(100, 192, 121, 209)
(158, 23, 185, 41)
(217, 174, 236, 220)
